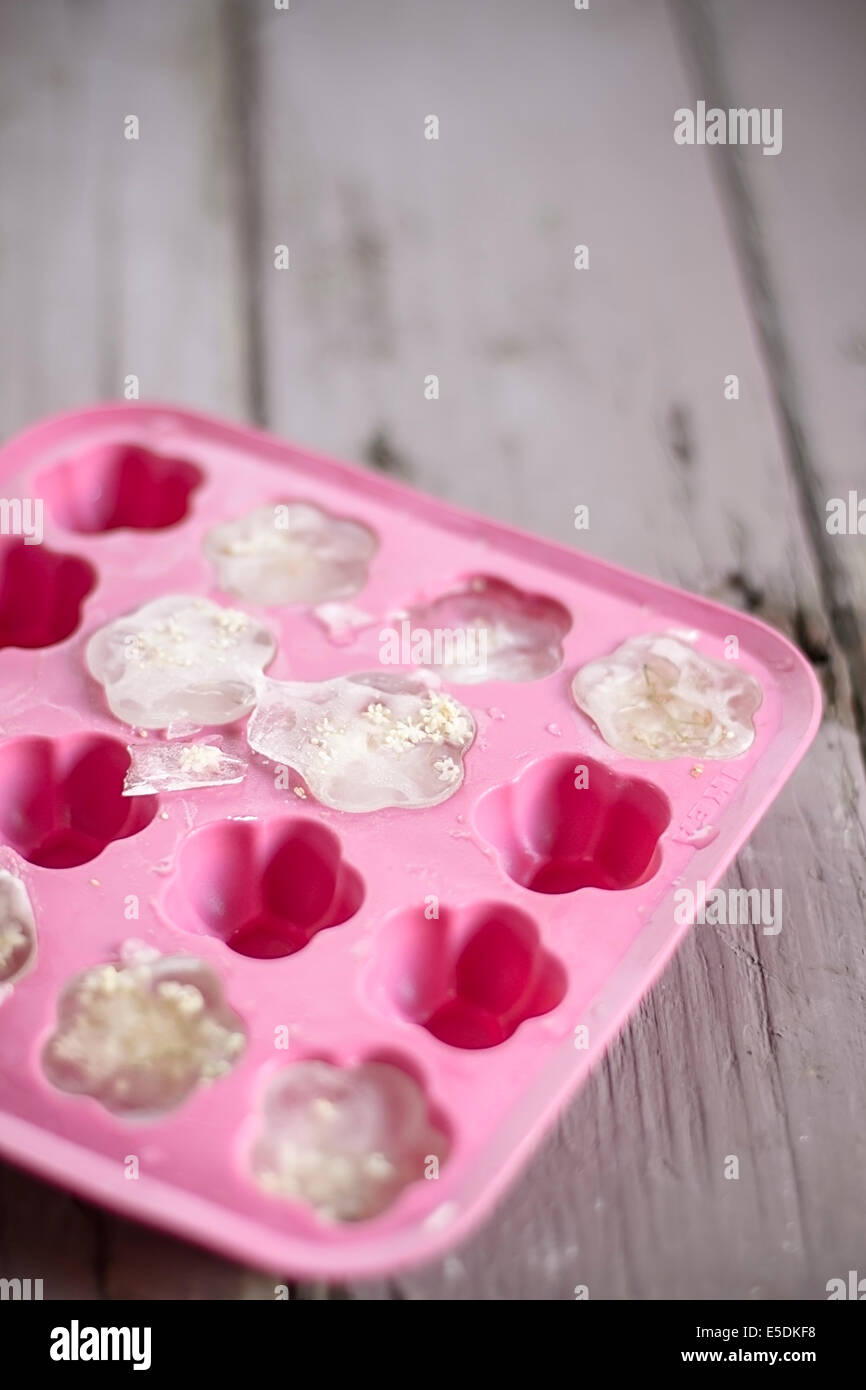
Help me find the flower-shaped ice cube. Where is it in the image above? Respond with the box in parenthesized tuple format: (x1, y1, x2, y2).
(204, 501, 378, 606)
(404, 575, 571, 683)
(251, 1059, 449, 1222)
(85, 594, 276, 730)
(247, 672, 475, 811)
(571, 633, 761, 760)
(0, 873, 36, 985)
(42, 951, 246, 1116)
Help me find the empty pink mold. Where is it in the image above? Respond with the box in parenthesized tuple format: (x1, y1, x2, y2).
(0, 538, 94, 649)
(373, 901, 567, 1049)
(0, 734, 156, 868)
(474, 752, 671, 893)
(163, 816, 364, 959)
(39, 443, 201, 533)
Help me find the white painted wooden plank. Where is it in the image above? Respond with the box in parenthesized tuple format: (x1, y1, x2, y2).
(697, 0, 866, 518)
(680, 0, 866, 730)
(0, 0, 251, 437)
(249, 1, 809, 593)
(0, 1163, 103, 1300)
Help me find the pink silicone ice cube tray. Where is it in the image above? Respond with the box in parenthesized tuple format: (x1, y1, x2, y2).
(0, 403, 821, 1278)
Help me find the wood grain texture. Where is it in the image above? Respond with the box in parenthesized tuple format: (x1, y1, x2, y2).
(0, 0, 252, 428)
(0, 0, 863, 1300)
(678, 0, 866, 748)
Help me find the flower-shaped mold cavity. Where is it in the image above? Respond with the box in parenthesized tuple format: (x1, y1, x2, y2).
(572, 633, 762, 760)
(163, 817, 363, 959)
(203, 501, 378, 606)
(85, 594, 275, 730)
(475, 753, 670, 894)
(42, 950, 246, 1116)
(403, 575, 571, 683)
(0, 734, 156, 869)
(247, 672, 475, 812)
(0, 538, 94, 649)
(0, 872, 36, 984)
(251, 1059, 449, 1222)
(375, 902, 566, 1049)
(39, 444, 202, 534)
